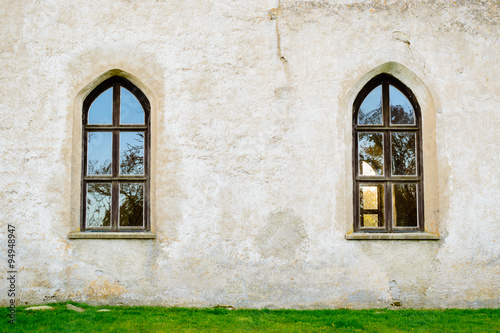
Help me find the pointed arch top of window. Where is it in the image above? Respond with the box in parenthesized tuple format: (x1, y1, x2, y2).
(84, 76, 150, 126)
(354, 74, 419, 128)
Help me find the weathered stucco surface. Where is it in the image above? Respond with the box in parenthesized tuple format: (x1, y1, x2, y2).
(0, 0, 499, 308)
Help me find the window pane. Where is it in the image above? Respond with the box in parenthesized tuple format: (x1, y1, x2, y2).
(120, 132, 144, 175)
(358, 85, 382, 125)
(120, 87, 145, 124)
(86, 183, 111, 227)
(120, 183, 144, 226)
(87, 132, 112, 175)
(389, 85, 415, 125)
(363, 214, 379, 227)
(360, 184, 384, 227)
(88, 88, 113, 124)
(392, 184, 418, 227)
(391, 132, 416, 175)
(358, 132, 384, 176)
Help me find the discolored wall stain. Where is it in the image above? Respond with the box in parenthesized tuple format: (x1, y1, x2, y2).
(256, 209, 307, 259)
(83, 277, 127, 301)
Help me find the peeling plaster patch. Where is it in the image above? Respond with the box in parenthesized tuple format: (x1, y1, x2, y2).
(256, 209, 307, 259)
(268, 8, 279, 21)
(389, 280, 401, 306)
(392, 31, 410, 45)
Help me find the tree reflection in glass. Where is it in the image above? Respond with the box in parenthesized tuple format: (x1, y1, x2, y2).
(87, 132, 112, 175)
(389, 85, 415, 125)
(358, 132, 384, 175)
(392, 184, 418, 227)
(86, 183, 111, 227)
(360, 184, 384, 227)
(120, 183, 143, 226)
(120, 132, 144, 175)
(391, 132, 416, 175)
(358, 85, 382, 125)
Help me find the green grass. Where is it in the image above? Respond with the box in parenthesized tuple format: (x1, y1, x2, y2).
(1, 303, 499, 332)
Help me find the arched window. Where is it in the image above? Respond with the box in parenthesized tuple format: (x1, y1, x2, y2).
(82, 77, 150, 231)
(353, 74, 423, 232)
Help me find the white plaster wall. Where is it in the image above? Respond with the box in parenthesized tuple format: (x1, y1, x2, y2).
(0, 0, 498, 308)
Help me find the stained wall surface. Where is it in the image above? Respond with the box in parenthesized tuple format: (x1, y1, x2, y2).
(0, 0, 499, 308)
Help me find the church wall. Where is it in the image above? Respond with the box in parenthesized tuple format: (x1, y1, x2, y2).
(0, 0, 498, 308)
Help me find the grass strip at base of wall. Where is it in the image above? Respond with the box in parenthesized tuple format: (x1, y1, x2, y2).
(1, 303, 499, 332)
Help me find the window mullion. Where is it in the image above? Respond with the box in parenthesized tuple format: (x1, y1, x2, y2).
(384, 132, 392, 232)
(383, 81, 392, 232)
(382, 81, 390, 127)
(417, 129, 424, 231)
(418, 182, 424, 231)
(112, 83, 120, 230)
(111, 181, 119, 230)
(355, 182, 360, 231)
(385, 181, 392, 232)
(113, 83, 120, 126)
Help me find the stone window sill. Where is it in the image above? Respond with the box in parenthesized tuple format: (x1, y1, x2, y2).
(68, 232, 156, 239)
(345, 232, 440, 240)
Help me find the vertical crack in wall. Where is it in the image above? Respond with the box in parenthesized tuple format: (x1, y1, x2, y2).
(270, 0, 291, 85)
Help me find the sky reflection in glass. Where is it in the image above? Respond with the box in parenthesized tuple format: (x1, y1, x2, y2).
(358, 85, 382, 125)
(88, 88, 113, 124)
(120, 87, 144, 124)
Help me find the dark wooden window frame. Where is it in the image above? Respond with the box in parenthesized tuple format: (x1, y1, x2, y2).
(81, 77, 151, 232)
(353, 74, 424, 233)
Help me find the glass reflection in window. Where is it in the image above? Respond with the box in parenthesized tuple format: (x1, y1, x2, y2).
(392, 184, 418, 227)
(360, 184, 384, 227)
(120, 87, 144, 124)
(119, 132, 144, 175)
(88, 88, 113, 124)
(119, 183, 144, 227)
(391, 132, 416, 175)
(358, 85, 382, 125)
(389, 85, 415, 125)
(87, 132, 112, 175)
(358, 132, 384, 176)
(86, 183, 111, 227)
